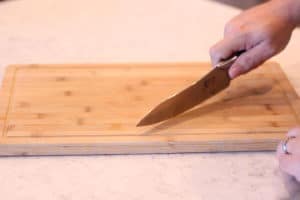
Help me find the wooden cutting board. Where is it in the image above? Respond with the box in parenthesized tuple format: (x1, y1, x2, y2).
(0, 62, 299, 156)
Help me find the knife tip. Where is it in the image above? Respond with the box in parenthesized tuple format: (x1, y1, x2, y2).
(136, 122, 142, 127)
(136, 120, 147, 127)
(136, 117, 156, 127)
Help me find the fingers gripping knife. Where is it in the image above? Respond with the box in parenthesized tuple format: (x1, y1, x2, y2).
(137, 51, 244, 126)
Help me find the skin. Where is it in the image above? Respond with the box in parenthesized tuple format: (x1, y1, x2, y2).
(209, 0, 300, 196)
(210, 0, 300, 79)
(277, 128, 300, 197)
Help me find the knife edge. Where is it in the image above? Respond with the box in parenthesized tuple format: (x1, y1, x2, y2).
(136, 67, 231, 126)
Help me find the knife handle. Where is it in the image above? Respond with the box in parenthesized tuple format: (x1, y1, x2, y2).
(215, 50, 245, 69)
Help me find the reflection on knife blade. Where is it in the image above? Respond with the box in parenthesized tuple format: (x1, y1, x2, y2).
(137, 50, 245, 126)
(136, 52, 243, 127)
(136, 67, 230, 126)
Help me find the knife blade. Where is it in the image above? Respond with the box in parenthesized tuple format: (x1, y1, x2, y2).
(136, 52, 243, 127)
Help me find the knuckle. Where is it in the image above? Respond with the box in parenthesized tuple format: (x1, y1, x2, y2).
(224, 21, 245, 36)
(224, 21, 237, 33)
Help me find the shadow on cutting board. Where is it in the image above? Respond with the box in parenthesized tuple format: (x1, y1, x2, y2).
(142, 84, 273, 135)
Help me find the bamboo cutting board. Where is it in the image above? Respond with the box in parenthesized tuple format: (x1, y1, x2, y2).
(0, 62, 299, 156)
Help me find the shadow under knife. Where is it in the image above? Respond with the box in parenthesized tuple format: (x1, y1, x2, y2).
(141, 84, 273, 135)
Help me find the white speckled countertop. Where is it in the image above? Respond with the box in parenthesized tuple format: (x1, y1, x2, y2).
(1, 0, 300, 199)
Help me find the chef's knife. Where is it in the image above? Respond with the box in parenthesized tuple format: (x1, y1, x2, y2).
(136, 51, 244, 127)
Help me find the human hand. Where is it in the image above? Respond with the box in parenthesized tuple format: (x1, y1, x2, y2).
(280, 171, 300, 200)
(277, 128, 300, 181)
(277, 128, 300, 198)
(210, 0, 299, 79)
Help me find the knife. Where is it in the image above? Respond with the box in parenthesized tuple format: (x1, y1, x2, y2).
(136, 51, 244, 127)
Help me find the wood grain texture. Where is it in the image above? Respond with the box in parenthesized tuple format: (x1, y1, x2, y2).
(0, 62, 298, 156)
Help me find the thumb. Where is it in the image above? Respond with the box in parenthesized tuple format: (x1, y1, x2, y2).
(229, 41, 273, 79)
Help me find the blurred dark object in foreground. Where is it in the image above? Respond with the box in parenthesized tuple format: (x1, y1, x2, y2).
(211, 0, 267, 9)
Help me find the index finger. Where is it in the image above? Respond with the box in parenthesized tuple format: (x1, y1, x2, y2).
(209, 35, 247, 66)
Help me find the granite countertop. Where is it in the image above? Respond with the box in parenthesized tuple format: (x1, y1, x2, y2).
(1, 0, 300, 199)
